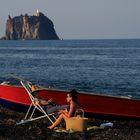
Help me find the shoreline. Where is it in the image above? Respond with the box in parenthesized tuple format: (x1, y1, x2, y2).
(0, 106, 139, 140)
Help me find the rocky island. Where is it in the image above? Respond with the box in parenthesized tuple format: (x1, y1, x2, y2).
(2, 10, 59, 40)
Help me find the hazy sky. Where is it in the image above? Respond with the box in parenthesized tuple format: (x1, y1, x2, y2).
(0, 0, 140, 39)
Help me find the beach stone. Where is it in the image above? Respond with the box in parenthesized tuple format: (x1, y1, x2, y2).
(0, 107, 140, 140)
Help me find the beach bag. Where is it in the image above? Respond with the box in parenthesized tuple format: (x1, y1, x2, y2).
(65, 116, 88, 132)
(65, 109, 88, 132)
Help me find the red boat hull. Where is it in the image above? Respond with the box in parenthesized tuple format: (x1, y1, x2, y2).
(0, 84, 140, 119)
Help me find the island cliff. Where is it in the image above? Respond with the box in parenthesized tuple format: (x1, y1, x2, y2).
(4, 10, 59, 40)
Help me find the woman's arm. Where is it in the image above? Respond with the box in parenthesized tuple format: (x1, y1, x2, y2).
(61, 103, 74, 118)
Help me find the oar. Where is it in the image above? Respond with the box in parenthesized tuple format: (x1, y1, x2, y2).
(9, 73, 32, 84)
(9, 73, 45, 89)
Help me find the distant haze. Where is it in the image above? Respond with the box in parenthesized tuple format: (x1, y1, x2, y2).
(0, 0, 140, 39)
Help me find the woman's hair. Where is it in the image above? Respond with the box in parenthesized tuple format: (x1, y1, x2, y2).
(69, 89, 79, 102)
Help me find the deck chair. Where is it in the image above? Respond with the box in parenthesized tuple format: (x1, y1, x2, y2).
(16, 80, 56, 125)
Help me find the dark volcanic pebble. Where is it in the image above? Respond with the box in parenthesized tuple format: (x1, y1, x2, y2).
(0, 106, 139, 140)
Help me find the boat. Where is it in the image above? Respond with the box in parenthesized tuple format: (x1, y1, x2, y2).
(0, 80, 140, 119)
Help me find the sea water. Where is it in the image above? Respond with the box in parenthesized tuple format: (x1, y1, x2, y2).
(0, 39, 140, 99)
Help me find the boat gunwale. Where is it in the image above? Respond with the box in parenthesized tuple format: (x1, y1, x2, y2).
(0, 84, 140, 102)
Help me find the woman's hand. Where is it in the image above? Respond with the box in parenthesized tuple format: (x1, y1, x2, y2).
(64, 108, 68, 113)
(58, 108, 68, 114)
(58, 110, 63, 114)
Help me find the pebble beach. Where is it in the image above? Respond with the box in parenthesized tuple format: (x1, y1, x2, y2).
(0, 106, 139, 140)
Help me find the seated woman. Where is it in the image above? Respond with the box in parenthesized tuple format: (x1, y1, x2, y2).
(48, 89, 80, 129)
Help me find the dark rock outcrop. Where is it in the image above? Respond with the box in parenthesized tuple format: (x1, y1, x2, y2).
(4, 10, 59, 40)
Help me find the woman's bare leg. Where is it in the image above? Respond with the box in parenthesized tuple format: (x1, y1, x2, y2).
(48, 114, 66, 129)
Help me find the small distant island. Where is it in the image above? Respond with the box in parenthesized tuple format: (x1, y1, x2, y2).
(1, 10, 59, 40)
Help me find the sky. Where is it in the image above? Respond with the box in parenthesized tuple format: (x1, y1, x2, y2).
(0, 0, 140, 39)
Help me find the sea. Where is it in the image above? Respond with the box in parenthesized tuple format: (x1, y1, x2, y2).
(0, 39, 140, 99)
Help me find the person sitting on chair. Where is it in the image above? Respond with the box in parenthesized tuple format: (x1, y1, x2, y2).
(31, 84, 69, 114)
(31, 84, 54, 106)
(34, 97, 53, 106)
(48, 89, 80, 129)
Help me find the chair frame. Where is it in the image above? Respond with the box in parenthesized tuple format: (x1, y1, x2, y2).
(16, 80, 56, 125)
